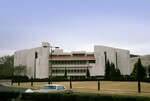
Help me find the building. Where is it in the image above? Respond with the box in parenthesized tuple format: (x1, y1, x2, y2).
(14, 42, 131, 79)
(14, 42, 50, 78)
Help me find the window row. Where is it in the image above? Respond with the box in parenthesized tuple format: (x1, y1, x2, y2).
(50, 60, 87, 65)
(52, 69, 87, 73)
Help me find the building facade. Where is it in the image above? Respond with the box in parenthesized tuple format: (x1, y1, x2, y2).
(14, 42, 131, 79)
(14, 42, 50, 78)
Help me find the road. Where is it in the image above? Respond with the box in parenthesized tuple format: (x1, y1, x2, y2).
(0, 84, 27, 93)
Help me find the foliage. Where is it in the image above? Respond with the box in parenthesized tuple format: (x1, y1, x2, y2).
(137, 58, 146, 80)
(64, 68, 67, 78)
(86, 68, 90, 78)
(105, 60, 111, 80)
(148, 66, 150, 78)
(109, 63, 116, 77)
(105, 60, 122, 80)
(0, 55, 14, 77)
(131, 58, 146, 80)
(0, 91, 20, 101)
(21, 93, 150, 101)
(115, 68, 121, 77)
(14, 65, 26, 76)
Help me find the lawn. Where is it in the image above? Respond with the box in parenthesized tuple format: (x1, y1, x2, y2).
(11, 81, 150, 97)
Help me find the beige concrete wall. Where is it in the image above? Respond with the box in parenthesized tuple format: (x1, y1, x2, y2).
(116, 49, 130, 75)
(14, 42, 50, 79)
(93, 45, 130, 76)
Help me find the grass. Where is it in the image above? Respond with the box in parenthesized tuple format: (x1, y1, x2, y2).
(11, 81, 150, 97)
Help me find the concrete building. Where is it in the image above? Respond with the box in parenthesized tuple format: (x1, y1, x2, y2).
(14, 42, 50, 78)
(14, 42, 131, 79)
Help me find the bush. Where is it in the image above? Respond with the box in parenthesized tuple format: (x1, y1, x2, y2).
(48, 93, 62, 101)
(21, 92, 48, 100)
(62, 94, 77, 101)
(77, 95, 89, 101)
(0, 91, 20, 101)
(21, 93, 150, 101)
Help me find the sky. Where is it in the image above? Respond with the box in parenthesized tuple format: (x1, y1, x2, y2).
(0, 0, 150, 56)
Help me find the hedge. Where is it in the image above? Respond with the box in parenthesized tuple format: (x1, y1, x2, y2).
(0, 91, 20, 101)
(21, 93, 150, 101)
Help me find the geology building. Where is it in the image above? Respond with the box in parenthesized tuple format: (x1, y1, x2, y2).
(14, 42, 131, 79)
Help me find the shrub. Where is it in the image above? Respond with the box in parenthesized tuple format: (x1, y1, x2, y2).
(0, 91, 20, 101)
(21, 93, 150, 101)
(77, 95, 89, 101)
(62, 94, 77, 101)
(48, 93, 62, 101)
(21, 92, 48, 101)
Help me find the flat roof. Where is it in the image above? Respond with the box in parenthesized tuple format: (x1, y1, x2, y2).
(49, 56, 95, 61)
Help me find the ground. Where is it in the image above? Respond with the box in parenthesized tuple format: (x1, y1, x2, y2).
(10, 81, 150, 97)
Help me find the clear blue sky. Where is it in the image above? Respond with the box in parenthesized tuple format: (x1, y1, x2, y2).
(0, 0, 150, 56)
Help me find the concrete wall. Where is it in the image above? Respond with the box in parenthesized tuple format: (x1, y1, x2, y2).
(116, 49, 130, 75)
(93, 45, 130, 76)
(14, 42, 50, 78)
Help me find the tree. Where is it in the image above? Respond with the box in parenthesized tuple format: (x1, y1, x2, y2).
(115, 68, 121, 77)
(64, 68, 67, 79)
(109, 63, 116, 78)
(131, 59, 146, 80)
(131, 62, 138, 78)
(86, 68, 90, 78)
(14, 65, 26, 76)
(0, 55, 14, 77)
(136, 58, 146, 93)
(148, 66, 150, 78)
(137, 58, 146, 80)
(105, 60, 110, 80)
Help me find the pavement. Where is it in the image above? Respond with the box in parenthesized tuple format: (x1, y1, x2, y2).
(0, 84, 27, 93)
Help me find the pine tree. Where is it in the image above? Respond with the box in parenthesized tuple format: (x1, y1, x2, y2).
(137, 58, 146, 80)
(86, 68, 90, 78)
(131, 62, 138, 78)
(115, 68, 121, 77)
(64, 68, 67, 79)
(148, 65, 150, 78)
(136, 58, 146, 93)
(109, 63, 116, 78)
(105, 60, 110, 80)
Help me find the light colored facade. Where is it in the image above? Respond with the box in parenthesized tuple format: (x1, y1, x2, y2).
(14, 42, 131, 79)
(50, 50, 95, 79)
(14, 42, 50, 78)
(131, 55, 150, 77)
(93, 45, 130, 76)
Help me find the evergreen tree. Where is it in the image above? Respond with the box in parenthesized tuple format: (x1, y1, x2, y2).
(115, 68, 121, 77)
(105, 60, 110, 80)
(137, 58, 146, 80)
(109, 63, 116, 78)
(148, 66, 150, 78)
(64, 68, 67, 79)
(86, 68, 90, 78)
(137, 58, 145, 93)
(131, 62, 138, 78)
(131, 58, 146, 80)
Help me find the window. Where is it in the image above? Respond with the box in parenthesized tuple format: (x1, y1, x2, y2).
(42, 85, 56, 90)
(57, 86, 65, 90)
(35, 52, 38, 59)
